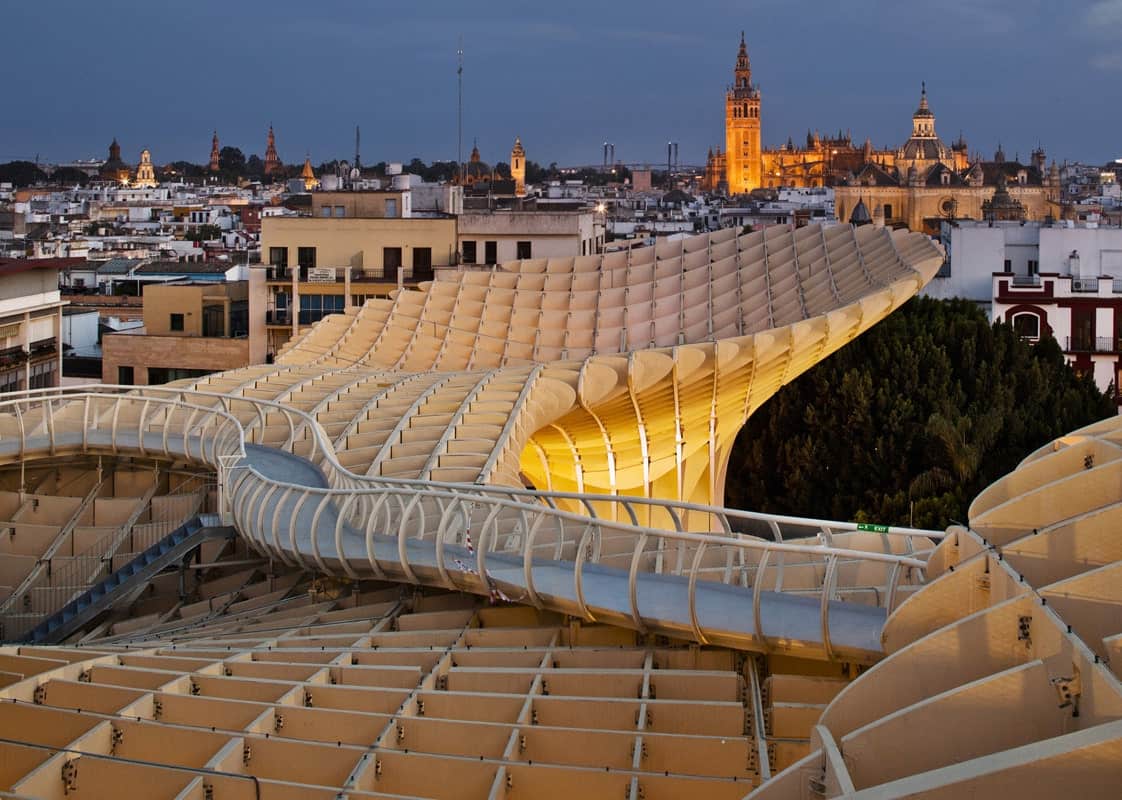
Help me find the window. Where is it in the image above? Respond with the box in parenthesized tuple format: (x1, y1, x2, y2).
(202, 305, 225, 337)
(383, 247, 403, 275)
(169, 313, 184, 332)
(297, 247, 316, 268)
(883, 204, 893, 220)
(413, 247, 432, 277)
(1072, 307, 1095, 352)
(320, 206, 332, 217)
(148, 367, 211, 385)
(298, 294, 345, 325)
(485, 241, 497, 265)
(269, 247, 288, 268)
(117, 366, 134, 385)
(516, 241, 532, 260)
(1003, 259, 1012, 272)
(1012, 313, 1040, 340)
(334, 206, 345, 218)
(1028, 259, 1039, 275)
(28, 361, 55, 390)
(462, 240, 477, 265)
(385, 198, 397, 218)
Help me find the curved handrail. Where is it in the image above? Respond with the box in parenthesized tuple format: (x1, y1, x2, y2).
(0, 384, 944, 543)
(0, 386, 937, 656)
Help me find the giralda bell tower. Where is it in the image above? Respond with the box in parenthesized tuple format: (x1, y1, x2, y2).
(725, 32, 761, 194)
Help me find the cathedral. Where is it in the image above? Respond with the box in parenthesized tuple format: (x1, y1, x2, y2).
(705, 34, 1061, 234)
(704, 34, 898, 194)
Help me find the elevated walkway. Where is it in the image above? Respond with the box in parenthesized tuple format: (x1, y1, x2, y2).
(0, 389, 941, 663)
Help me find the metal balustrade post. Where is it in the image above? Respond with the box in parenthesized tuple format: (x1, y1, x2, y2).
(334, 494, 360, 579)
(752, 550, 771, 649)
(521, 510, 546, 609)
(308, 493, 336, 576)
(573, 522, 597, 622)
(627, 532, 649, 632)
(396, 494, 423, 584)
(687, 542, 709, 644)
(363, 493, 390, 581)
(819, 554, 839, 662)
(271, 487, 298, 567)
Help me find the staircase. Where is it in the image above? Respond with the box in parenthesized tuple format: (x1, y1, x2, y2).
(24, 514, 235, 645)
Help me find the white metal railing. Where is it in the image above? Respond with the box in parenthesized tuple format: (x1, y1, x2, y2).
(0, 386, 944, 656)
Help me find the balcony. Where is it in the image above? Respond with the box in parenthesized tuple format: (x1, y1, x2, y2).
(265, 310, 291, 326)
(1070, 277, 1100, 293)
(264, 265, 290, 281)
(1064, 335, 1118, 354)
(1011, 274, 1041, 287)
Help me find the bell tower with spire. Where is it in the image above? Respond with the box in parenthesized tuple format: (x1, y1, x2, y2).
(511, 137, 526, 197)
(263, 125, 281, 178)
(725, 32, 761, 194)
(209, 131, 220, 172)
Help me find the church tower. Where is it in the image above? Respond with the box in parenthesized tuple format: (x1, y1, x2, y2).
(209, 131, 220, 172)
(134, 149, 157, 188)
(511, 137, 526, 197)
(264, 125, 281, 178)
(724, 33, 761, 194)
(301, 155, 318, 191)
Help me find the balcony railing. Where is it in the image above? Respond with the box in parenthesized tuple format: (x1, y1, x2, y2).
(1065, 336, 1117, 353)
(265, 310, 291, 326)
(1070, 277, 1100, 293)
(1113, 278, 1122, 294)
(265, 265, 289, 281)
(1011, 274, 1041, 287)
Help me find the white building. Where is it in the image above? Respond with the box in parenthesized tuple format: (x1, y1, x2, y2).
(457, 210, 602, 265)
(971, 221, 1122, 405)
(0, 257, 71, 392)
(926, 220, 1122, 310)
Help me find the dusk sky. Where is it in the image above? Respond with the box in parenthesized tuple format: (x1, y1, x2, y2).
(6, 0, 1121, 168)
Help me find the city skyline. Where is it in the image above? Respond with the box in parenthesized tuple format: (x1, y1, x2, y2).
(5, 0, 1122, 168)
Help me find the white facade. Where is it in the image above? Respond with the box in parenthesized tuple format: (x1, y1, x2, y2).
(61, 310, 100, 354)
(993, 272, 1122, 404)
(926, 220, 1122, 307)
(458, 211, 602, 264)
(0, 262, 66, 393)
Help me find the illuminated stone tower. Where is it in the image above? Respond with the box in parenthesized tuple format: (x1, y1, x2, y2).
(264, 125, 281, 178)
(209, 131, 220, 172)
(134, 149, 157, 188)
(724, 32, 761, 194)
(511, 137, 526, 197)
(301, 155, 318, 191)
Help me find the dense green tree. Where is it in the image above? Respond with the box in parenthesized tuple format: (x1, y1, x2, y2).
(50, 167, 91, 186)
(726, 297, 1114, 529)
(218, 146, 246, 174)
(0, 161, 47, 186)
(245, 154, 265, 178)
(184, 224, 222, 242)
(165, 160, 206, 179)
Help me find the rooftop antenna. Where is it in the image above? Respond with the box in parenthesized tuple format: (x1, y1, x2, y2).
(457, 35, 464, 184)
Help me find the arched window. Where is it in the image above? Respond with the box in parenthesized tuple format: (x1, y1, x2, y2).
(743, 103, 748, 117)
(1011, 312, 1041, 340)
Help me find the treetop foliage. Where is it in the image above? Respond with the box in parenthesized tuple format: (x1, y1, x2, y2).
(726, 297, 1114, 529)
